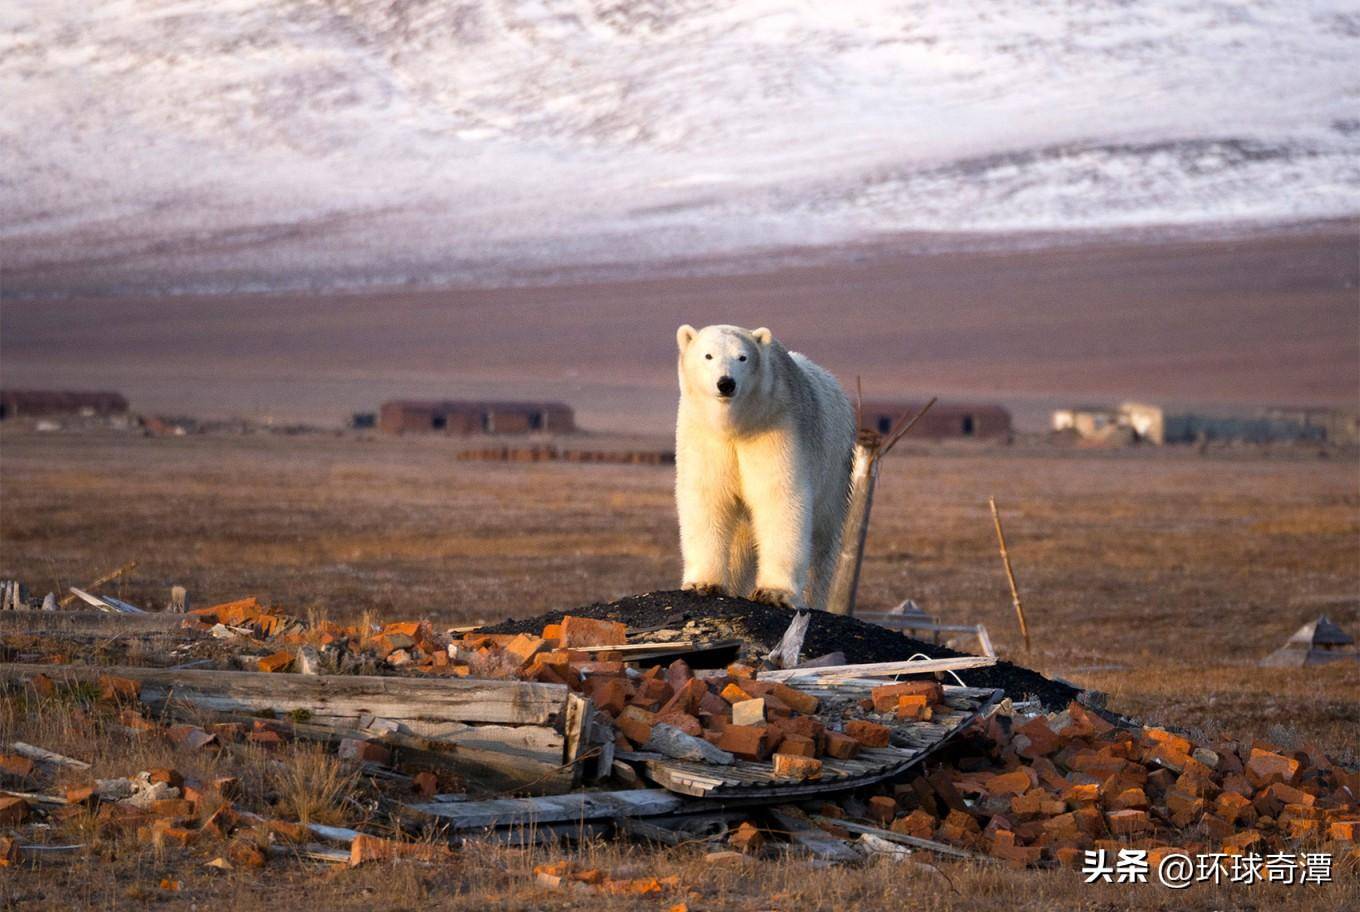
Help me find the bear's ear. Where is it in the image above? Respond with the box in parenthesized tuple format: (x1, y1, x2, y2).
(752, 327, 773, 345)
(676, 324, 697, 351)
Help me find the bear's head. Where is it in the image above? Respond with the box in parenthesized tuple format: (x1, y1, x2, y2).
(675, 324, 774, 416)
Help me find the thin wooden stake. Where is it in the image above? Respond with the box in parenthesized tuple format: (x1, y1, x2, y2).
(58, 561, 137, 608)
(881, 396, 938, 455)
(988, 497, 1031, 653)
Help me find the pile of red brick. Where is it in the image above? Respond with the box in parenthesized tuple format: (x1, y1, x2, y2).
(0, 740, 449, 870)
(451, 615, 955, 778)
(822, 700, 1360, 868)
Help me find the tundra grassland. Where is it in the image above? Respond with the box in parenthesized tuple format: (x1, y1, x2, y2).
(1, 428, 1356, 910)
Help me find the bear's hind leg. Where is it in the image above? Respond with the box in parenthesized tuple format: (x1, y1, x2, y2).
(726, 513, 757, 597)
(805, 524, 841, 613)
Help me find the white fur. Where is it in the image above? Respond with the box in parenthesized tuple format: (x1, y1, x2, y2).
(674, 323, 855, 611)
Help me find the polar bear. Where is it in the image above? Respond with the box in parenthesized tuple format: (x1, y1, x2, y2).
(674, 323, 855, 612)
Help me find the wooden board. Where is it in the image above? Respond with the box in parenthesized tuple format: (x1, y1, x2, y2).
(641, 686, 1002, 798)
(759, 655, 996, 683)
(404, 788, 703, 830)
(0, 663, 569, 727)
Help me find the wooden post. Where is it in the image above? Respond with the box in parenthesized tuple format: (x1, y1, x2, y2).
(825, 431, 882, 616)
(988, 496, 1031, 653)
(825, 397, 937, 617)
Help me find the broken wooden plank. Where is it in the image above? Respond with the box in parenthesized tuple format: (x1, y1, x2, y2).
(57, 561, 137, 608)
(403, 788, 701, 830)
(562, 692, 594, 786)
(8, 742, 91, 770)
(758, 655, 995, 683)
(814, 817, 987, 862)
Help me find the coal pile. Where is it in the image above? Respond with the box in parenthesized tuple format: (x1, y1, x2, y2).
(480, 589, 1080, 710)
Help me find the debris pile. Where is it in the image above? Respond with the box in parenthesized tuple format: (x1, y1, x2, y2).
(2, 590, 1357, 885)
(826, 699, 1360, 869)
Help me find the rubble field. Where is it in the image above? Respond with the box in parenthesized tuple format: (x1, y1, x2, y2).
(2, 590, 1356, 899)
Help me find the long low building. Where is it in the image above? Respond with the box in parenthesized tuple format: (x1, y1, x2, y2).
(0, 389, 129, 420)
(1052, 402, 1358, 446)
(378, 399, 575, 435)
(858, 400, 1012, 442)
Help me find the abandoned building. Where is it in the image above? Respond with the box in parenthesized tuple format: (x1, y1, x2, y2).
(378, 400, 576, 435)
(1053, 402, 1356, 447)
(858, 401, 1012, 442)
(1052, 402, 1163, 445)
(0, 389, 129, 421)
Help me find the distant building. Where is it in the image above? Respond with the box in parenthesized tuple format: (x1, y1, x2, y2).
(1052, 405, 1122, 439)
(378, 400, 575, 435)
(1052, 401, 1354, 446)
(349, 412, 376, 430)
(858, 401, 1011, 442)
(0, 389, 129, 420)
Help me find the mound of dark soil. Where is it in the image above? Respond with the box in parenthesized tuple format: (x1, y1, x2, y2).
(480, 589, 1080, 710)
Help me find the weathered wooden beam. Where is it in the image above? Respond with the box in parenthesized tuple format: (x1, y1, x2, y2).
(825, 433, 881, 616)
(814, 816, 988, 862)
(0, 663, 568, 727)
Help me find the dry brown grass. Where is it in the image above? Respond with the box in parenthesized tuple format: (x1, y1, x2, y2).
(1, 428, 1357, 909)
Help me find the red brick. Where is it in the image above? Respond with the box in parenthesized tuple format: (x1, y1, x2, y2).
(659, 678, 707, 717)
(766, 682, 819, 715)
(339, 739, 391, 765)
(844, 720, 892, 748)
(991, 829, 1042, 867)
(1328, 820, 1359, 841)
(412, 771, 438, 799)
(891, 809, 936, 839)
(503, 633, 545, 666)
(0, 796, 29, 826)
(98, 674, 140, 703)
(349, 833, 453, 866)
(823, 731, 860, 760)
(718, 724, 772, 761)
(1245, 748, 1299, 788)
(778, 733, 817, 757)
(867, 795, 897, 824)
(1013, 716, 1063, 759)
(257, 651, 294, 673)
(1143, 727, 1193, 756)
(729, 821, 764, 854)
(0, 754, 35, 779)
(655, 711, 702, 738)
(616, 706, 655, 745)
(227, 838, 267, 868)
(771, 753, 822, 781)
(986, 769, 1036, 796)
(871, 681, 942, 714)
(1106, 809, 1151, 836)
(896, 694, 931, 720)
(588, 677, 629, 715)
(720, 682, 754, 705)
(559, 616, 627, 647)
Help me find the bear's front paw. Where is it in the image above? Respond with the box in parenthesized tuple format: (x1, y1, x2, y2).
(682, 581, 728, 598)
(751, 587, 802, 610)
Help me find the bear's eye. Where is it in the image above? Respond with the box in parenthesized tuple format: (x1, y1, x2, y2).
(738, 355, 747, 362)
(704, 354, 712, 360)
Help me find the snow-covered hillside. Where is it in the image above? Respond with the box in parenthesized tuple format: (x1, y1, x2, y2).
(2, 1, 1357, 294)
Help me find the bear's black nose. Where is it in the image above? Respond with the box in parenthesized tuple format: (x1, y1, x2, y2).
(716, 376, 736, 397)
